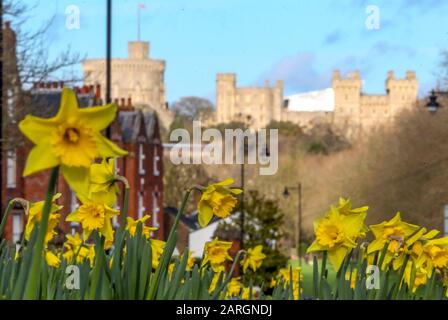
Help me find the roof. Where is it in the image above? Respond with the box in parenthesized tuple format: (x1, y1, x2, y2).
(285, 88, 335, 112)
(30, 90, 96, 118)
(117, 109, 159, 143)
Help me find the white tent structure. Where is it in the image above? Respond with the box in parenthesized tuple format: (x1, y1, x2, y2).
(285, 88, 335, 112)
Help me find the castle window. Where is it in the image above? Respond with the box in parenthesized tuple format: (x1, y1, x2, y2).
(6, 150, 17, 188)
(139, 143, 146, 175)
(12, 213, 23, 244)
(153, 146, 160, 176)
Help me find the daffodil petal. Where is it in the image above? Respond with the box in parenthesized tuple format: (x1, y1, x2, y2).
(78, 103, 118, 131)
(198, 201, 214, 227)
(328, 247, 348, 272)
(95, 133, 128, 158)
(23, 143, 59, 176)
(18, 116, 57, 145)
(61, 166, 90, 199)
(56, 87, 80, 122)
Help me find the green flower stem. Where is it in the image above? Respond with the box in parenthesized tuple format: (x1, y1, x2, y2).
(147, 188, 192, 299)
(24, 166, 59, 299)
(0, 198, 29, 239)
(115, 175, 130, 231)
(120, 186, 130, 231)
(319, 251, 327, 299)
(212, 250, 245, 300)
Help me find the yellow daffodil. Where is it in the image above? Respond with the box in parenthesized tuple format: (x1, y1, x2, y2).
(226, 277, 242, 298)
(88, 158, 120, 207)
(24, 193, 63, 245)
(307, 207, 366, 271)
(18, 87, 127, 192)
(403, 261, 428, 293)
(208, 266, 225, 293)
(335, 197, 369, 236)
(415, 237, 448, 277)
(201, 237, 233, 272)
(168, 263, 175, 278)
(62, 233, 95, 266)
(367, 212, 420, 270)
(345, 269, 357, 289)
(241, 245, 266, 273)
(198, 179, 242, 227)
(278, 267, 301, 300)
(45, 250, 61, 268)
(181, 250, 196, 271)
(150, 239, 166, 269)
(242, 287, 251, 300)
(66, 198, 119, 242)
(126, 215, 157, 239)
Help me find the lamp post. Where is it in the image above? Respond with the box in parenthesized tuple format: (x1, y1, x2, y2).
(105, 0, 112, 138)
(426, 90, 448, 113)
(283, 183, 302, 266)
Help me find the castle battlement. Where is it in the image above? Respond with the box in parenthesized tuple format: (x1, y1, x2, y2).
(215, 70, 419, 138)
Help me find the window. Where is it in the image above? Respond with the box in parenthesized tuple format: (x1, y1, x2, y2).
(7, 88, 14, 119)
(12, 213, 23, 243)
(153, 146, 160, 176)
(70, 191, 79, 212)
(139, 143, 146, 175)
(6, 150, 16, 188)
(445, 205, 448, 236)
(152, 191, 160, 228)
(138, 192, 145, 219)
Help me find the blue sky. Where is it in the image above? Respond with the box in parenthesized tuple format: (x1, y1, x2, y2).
(16, 0, 448, 103)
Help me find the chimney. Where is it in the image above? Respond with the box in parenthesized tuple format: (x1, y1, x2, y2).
(59, 81, 64, 88)
(114, 98, 119, 105)
(127, 97, 132, 107)
(52, 82, 58, 89)
(95, 84, 101, 99)
(121, 98, 126, 108)
(46, 82, 52, 89)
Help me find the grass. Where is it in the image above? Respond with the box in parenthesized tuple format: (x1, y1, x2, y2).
(289, 259, 337, 296)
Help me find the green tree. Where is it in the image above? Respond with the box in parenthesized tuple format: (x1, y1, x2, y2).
(214, 190, 288, 286)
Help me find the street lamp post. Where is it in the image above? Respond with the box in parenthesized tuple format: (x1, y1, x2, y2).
(283, 183, 302, 266)
(106, 0, 112, 138)
(426, 90, 448, 113)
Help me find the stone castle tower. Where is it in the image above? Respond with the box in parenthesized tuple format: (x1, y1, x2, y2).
(216, 73, 283, 129)
(82, 41, 173, 128)
(214, 70, 419, 138)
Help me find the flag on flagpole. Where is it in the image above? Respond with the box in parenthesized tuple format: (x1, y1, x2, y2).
(138, 3, 146, 9)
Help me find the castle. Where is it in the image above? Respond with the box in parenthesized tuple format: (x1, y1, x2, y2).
(82, 41, 173, 129)
(215, 70, 419, 138)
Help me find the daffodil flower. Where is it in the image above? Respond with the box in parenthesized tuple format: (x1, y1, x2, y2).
(19, 88, 127, 192)
(241, 245, 266, 273)
(201, 237, 233, 272)
(45, 250, 61, 268)
(226, 277, 242, 298)
(198, 178, 242, 227)
(150, 239, 166, 269)
(24, 193, 63, 245)
(66, 198, 119, 242)
(367, 212, 420, 269)
(307, 207, 366, 272)
(126, 215, 158, 239)
(88, 158, 121, 207)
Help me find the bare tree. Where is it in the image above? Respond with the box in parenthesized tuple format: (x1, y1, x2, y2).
(2, 0, 84, 150)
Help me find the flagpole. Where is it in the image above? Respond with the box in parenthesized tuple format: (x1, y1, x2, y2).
(137, 6, 140, 41)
